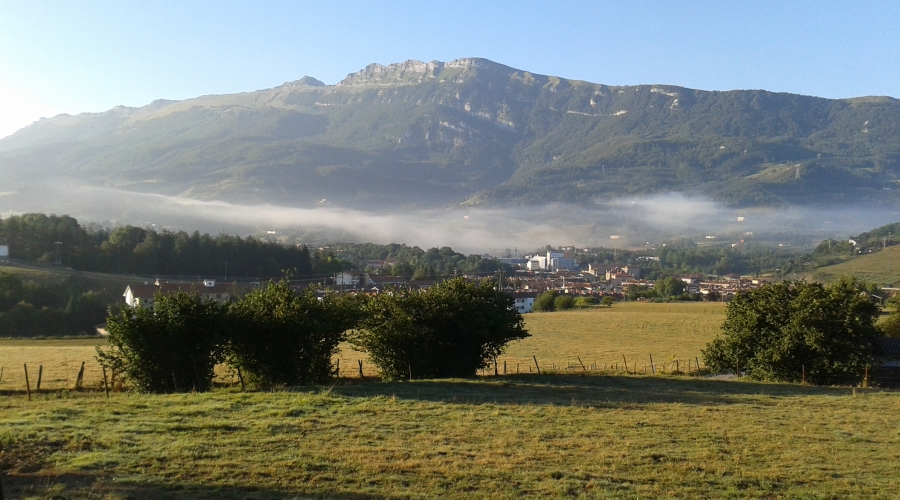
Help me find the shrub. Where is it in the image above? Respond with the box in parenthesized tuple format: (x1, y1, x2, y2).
(601, 296, 615, 307)
(226, 279, 360, 388)
(97, 292, 226, 393)
(702, 278, 881, 383)
(533, 291, 558, 312)
(574, 296, 597, 308)
(878, 312, 900, 339)
(352, 278, 529, 380)
(554, 295, 575, 311)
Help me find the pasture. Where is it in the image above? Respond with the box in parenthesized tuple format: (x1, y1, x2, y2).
(3, 302, 899, 498)
(0, 302, 726, 390)
(2, 376, 898, 499)
(812, 244, 900, 286)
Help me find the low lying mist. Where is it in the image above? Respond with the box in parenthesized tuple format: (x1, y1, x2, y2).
(1, 183, 898, 254)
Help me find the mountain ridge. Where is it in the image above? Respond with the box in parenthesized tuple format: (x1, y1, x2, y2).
(2, 57, 900, 210)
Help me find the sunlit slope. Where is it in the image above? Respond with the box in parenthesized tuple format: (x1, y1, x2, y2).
(813, 244, 900, 286)
(2, 58, 900, 209)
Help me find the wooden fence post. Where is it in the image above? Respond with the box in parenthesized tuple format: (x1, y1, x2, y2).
(36, 365, 43, 390)
(695, 357, 701, 376)
(622, 354, 629, 374)
(0, 365, 3, 383)
(24, 364, 31, 401)
(533, 355, 541, 375)
(358, 360, 364, 378)
(336, 359, 340, 377)
(494, 357, 498, 376)
(577, 356, 587, 373)
(102, 367, 110, 398)
(504, 360, 507, 375)
(649, 354, 655, 375)
(237, 368, 245, 391)
(75, 361, 85, 389)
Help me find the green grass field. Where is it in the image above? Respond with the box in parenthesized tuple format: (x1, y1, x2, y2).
(813, 245, 900, 286)
(2, 376, 898, 499)
(2, 303, 899, 498)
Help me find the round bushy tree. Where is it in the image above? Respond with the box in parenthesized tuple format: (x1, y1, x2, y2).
(97, 291, 226, 393)
(532, 290, 557, 312)
(226, 280, 362, 388)
(554, 295, 575, 311)
(703, 278, 881, 383)
(353, 278, 530, 380)
(574, 296, 598, 308)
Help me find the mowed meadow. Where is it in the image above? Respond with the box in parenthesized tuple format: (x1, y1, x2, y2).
(4, 302, 900, 499)
(0, 302, 725, 389)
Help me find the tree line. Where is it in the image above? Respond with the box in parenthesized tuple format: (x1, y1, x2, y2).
(0, 214, 513, 281)
(321, 242, 513, 278)
(0, 272, 107, 337)
(98, 278, 529, 393)
(0, 213, 313, 277)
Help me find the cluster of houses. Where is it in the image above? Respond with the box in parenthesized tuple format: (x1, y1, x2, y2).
(510, 263, 768, 302)
(120, 260, 768, 315)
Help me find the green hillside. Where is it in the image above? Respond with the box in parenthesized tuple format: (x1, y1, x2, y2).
(813, 244, 900, 286)
(2, 58, 900, 209)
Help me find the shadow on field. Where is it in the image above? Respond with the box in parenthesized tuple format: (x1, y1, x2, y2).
(327, 374, 859, 407)
(2, 472, 401, 500)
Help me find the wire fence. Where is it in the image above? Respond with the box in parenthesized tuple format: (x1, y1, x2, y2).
(2, 355, 892, 393)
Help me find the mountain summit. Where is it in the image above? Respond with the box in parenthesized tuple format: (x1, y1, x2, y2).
(2, 58, 899, 209)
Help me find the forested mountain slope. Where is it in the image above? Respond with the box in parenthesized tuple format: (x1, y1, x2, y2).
(2, 58, 899, 209)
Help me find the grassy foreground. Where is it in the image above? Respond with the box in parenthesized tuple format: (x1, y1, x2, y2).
(1, 375, 898, 499)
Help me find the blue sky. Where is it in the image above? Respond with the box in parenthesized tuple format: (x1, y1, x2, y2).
(1, 0, 898, 138)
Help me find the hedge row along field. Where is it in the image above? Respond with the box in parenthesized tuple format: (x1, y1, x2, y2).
(0, 302, 727, 391)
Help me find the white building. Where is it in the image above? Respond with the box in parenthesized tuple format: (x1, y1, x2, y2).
(123, 280, 235, 308)
(527, 255, 547, 270)
(512, 292, 537, 313)
(547, 252, 575, 271)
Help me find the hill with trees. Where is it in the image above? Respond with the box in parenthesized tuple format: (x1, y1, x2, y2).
(2, 58, 899, 210)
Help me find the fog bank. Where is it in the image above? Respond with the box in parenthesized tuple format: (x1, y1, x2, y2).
(1, 184, 897, 254)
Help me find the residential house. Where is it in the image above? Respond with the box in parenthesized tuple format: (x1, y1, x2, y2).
(335, 271, 369, 287)
(123, 279, 235, 308)
(511, 291, 537, 313)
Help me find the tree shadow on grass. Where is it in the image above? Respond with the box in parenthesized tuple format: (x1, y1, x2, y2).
(326, 373, 868, 408)
(3, 471, 401, 500)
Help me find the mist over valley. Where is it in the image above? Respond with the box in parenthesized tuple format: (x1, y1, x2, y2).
(2, 58, 899, 252)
